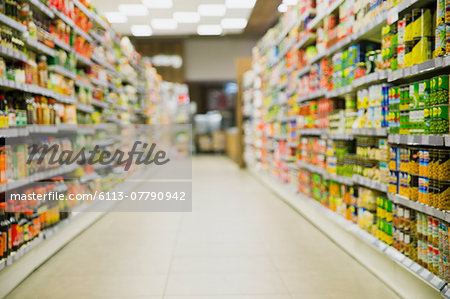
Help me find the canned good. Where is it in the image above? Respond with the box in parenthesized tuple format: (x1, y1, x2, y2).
(412, 9, 433, 39)
(438, 180, 450, 210)
(446, 25, 450, 54)
(409, 147, 420, 175)
(409, 82, 420, 109)
(436, 25, 446, 57)
(411, 37, 433, 65)
(418, 80, 430, 107)
(429, 178, 437, 207)
(410, 174, 419, 201)
(439, 149, 450, 181)
(419, 176, 429, 204)
(404, 14, 413, 42)
(431, 104, 449, 134)
(431, 75, 449, 106)
(429, 149, 439, 179)
(419, 149, 429, 177)
(409, 109, 425, 134)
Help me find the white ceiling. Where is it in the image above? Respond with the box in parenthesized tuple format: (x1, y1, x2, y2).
(92, 0, 255, 36)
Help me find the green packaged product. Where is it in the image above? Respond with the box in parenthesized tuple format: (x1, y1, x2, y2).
(412, 9, 433, 39)
(410, 108, 425, 134)
(409, 82, 420, 109)
(418, 80, 430, 107)
(400, 110, 410, 135)
(424, 107, 433, 134)
(431, 104, 450, 134)
(431, 76, 449, 105)
(400, 86, 410, 110)
(438, 75, 449, 104)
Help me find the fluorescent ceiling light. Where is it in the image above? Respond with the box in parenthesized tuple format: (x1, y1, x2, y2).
(198, 4, 226, 17)
(173, 12, 200, 23)
(225, 0, 256, 9)
(283, 0, 298, 5)
(118, 4, 148, 16)
(105, 12, 127, 24)
(197, 25, 222, 35)
(221, 18, 248, 29)
(151, 19, 178, 30)
(131, 25, 152, 36)
(142, 0, 173, 8)
(277, 3, 287, 12)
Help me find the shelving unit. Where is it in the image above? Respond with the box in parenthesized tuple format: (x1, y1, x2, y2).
(0, 0, 178, 278)
(244, 0, 450, 297)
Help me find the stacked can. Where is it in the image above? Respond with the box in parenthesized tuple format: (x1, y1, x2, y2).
(388, 86, 400, 134)
(436, 0, 446, 56)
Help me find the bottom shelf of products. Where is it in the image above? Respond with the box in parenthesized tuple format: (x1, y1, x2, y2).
(249, 167, 448, 299)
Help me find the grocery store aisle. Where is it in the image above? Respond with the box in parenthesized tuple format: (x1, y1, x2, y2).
(6, 156, 399, 299)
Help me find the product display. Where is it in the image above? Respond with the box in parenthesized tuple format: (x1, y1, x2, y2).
(244, 0, 450, 295)
(0, 0, 175, 271)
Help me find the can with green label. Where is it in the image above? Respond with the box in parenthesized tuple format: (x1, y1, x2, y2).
(424, 107, 432, 134)
(418, 80, 430, 107)
(410, 82, 420, 109)
(400, 85, 410, 110)
(435, 75, 449, 105)
(431, 104, 449, 134)
(400, 110, 410, 135)
(410, 108, 425, 134)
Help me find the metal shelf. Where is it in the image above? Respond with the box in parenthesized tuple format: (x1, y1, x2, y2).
(0, 13, 27, 32)
(353, 174, 388, 192)
(388, 134, 447, 147)
(297, 89, 327, 103)
(0, 45, 28, 63)
(25, 36, 56, 57)
(92, 99, 109, 109)
(27, 0, 54, 18)
(387, 193, 448, 222)
(48, 65, 77, 80)
(298, 128, 326, 136)
(77, 103, 95, 114)
(0, 127, 29, 138)
(352, 128, 388, 137)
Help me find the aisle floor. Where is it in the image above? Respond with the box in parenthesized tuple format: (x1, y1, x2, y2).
(7, 156, 400, 299)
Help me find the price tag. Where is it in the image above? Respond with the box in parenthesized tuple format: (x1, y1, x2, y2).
(410, 263, 422, 273)
(445, 287, 450, 297)
(402, 258, 413, 267)
(430, 275, 442, 288)
(420, 269, 431, 279)
(422, 135, 429, 144)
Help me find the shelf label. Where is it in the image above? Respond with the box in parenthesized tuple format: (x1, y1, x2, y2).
(402, 258, 413, 267)
(410, 262, 422, 273)
(430, 275, 443, 288)
(420, 269, 431, 280)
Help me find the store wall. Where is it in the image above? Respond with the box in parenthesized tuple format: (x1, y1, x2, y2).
(184, 38, 256, 82)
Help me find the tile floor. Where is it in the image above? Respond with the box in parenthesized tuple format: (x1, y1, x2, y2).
(6, 156, 400, 299)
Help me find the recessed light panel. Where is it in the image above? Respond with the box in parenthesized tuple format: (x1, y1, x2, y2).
(105, 12, 127, 24)
(197, 25, 223, 35)
(198, 4, 226, 17)
(118, 4, 148, 16)
(131, 25, 152, 36)
(221, 18, 248, 29)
